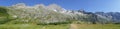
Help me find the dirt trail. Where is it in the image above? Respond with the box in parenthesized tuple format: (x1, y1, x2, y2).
(69, 24, 78, 29)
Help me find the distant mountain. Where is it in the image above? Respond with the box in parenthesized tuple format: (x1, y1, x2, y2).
(0, 3, 120, 25)
(95, 12, 120, 23)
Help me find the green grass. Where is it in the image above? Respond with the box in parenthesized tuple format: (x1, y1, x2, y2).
(0, 24, 120, 29)
(76, 24, 120, 29)
(0, 24, 69, 29)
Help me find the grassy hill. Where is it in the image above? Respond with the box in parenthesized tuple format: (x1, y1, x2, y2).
(0, 6, 9, 17)
(0, 6, 11, 24)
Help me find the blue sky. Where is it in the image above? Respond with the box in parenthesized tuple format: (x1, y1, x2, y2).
(0, 0, 120, 12)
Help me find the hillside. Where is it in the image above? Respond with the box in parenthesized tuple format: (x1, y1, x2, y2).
(0, 6, 11, 24)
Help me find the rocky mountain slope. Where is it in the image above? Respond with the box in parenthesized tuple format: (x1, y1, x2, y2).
(95, 12, 120, 23)
(0, 3, 119, 24)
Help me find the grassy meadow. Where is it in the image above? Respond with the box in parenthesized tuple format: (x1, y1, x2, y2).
(0, 24, 120, 29)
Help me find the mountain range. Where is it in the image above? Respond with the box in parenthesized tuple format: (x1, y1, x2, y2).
(0, 3, 120, 24)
